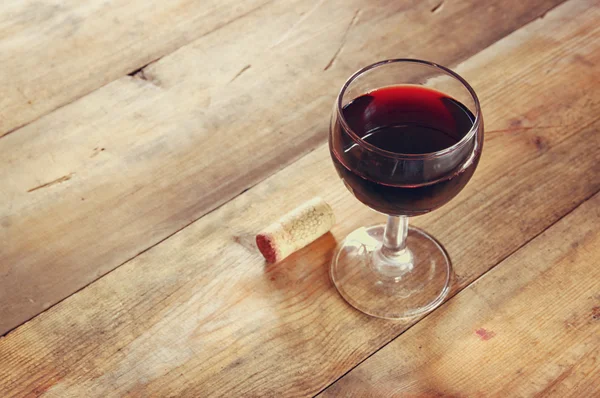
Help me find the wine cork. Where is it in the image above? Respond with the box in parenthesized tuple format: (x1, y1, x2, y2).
(256, 197, 335, 263)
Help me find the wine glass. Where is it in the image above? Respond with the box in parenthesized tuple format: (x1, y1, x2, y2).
(329, 59, 483, 319)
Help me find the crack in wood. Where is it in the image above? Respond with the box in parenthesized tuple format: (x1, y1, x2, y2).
(90, 147, 105, 158)
(230, 65, 252, 83)
(323, 9, 361, 71)
(431, 1, 444, 13)
(128, 61, 162, 88)
(127, 58, 159, 78)
(27, 173, 74, 193)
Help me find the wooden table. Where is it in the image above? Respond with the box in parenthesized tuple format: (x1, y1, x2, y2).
(1, 0, 599, 396)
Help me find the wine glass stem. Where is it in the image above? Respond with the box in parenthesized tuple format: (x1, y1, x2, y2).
(373, 215, 413, 276)
(383, 215, 408, 255)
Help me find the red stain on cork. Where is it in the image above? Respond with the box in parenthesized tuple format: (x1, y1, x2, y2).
(592, 306, 600, 320)
(475, 328, 496, 341)
(256, 234, 277, 263)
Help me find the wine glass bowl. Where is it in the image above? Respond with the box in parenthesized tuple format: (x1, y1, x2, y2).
(329, 59, 483, 319)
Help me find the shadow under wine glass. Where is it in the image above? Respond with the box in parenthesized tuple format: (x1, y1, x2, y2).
(329, 59, 483, 319)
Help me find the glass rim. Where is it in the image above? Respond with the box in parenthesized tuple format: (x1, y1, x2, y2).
(336, 58, 482, 160)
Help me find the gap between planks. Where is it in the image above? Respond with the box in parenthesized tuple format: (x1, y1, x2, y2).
(0, 0, 571, 338)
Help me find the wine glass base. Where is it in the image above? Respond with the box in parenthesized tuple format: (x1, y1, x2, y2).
(331, 224, 452, 320)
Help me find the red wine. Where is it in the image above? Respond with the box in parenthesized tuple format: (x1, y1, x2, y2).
(330, 85, 481, 216)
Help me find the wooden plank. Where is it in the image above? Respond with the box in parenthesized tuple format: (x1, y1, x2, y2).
(0, 0, 270, 137)
(0, 0, 564, 335)
(321, 193, 600, 397)
(1, 0, 599, 395)
(4, 0, 563, 139)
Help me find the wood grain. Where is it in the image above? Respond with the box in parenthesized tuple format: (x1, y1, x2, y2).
(321, 193, 600, 397)
(1, 0, 599, 395)
(0, 0, 564, 335)
(0, 0, 270, 137)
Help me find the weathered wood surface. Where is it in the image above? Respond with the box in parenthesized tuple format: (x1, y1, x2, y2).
(322, 192, 600, 397)
(0, 0, 270, 137)
(0, 0, 564, 335)
(0, 0, 598, 395)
